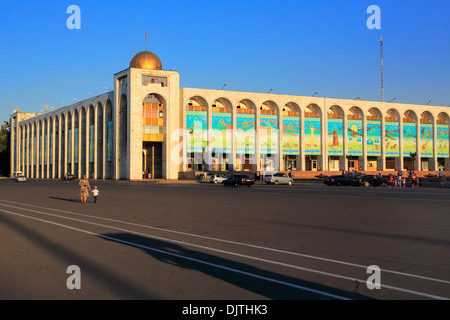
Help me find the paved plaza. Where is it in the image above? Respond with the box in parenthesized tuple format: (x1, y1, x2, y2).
(1, 178, 449, 301)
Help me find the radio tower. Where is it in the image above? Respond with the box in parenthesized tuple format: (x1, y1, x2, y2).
(380, 36, 384, 102)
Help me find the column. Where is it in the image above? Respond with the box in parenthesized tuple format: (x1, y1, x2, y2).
(255, 107, 261, 171)
(396, 119, 403, 171)
(9, 117, 16, 176)
(51, 119, 56, 179)
(379, 116, 386, 171)
(45, 120, 50, 179)
(361, 112, 368, 171)
(342, 112, 348, 171)
(277, 110, 283, 172)
(57, 115, 62, 179)
(63, 114, 68, 177)
(231, 104, 237, 171)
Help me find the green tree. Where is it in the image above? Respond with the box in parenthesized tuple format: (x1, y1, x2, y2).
(0, 121, 10, 176)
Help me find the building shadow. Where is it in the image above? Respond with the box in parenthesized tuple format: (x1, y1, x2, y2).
(99, 233, 374, 300)
(1, 215, 158, 299)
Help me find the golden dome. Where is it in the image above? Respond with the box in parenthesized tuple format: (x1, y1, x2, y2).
(130, 51, 163, 70)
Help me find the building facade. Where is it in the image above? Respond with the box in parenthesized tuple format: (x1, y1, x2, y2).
(9, 51, 450, 180)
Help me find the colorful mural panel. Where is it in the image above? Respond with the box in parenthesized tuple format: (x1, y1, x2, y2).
(420, 123, 434, 158)
(259, 114, 278, 154)
(236, 113, 255, 154)
(385, 122, 399, 157)
(347, 119, 363, 156)
(186, 110, 207, 153)
(282, 116, 300, 155)
(304, 117, 321, 155)
(366, 120, 381, 156)
(402, 122, 417, 156)
(327, 118, 343, 156)
(211, 112, 232, 153)
(437, 124, 449, 158)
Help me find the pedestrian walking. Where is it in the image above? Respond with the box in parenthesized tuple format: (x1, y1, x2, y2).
(92, 186, 99, 203)
(78, 175, 91, 203)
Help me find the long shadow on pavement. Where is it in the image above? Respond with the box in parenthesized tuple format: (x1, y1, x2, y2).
(50, 196, 80, 203)
(1, 215, 159, 299)
(99, 233, 374, 300)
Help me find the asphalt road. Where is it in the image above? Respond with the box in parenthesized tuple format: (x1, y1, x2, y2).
(1, 178, 449, 302)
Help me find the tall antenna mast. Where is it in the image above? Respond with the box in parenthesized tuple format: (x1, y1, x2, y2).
(380, 36, 384, 102)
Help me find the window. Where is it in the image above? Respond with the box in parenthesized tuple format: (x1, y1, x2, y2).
(142, 75, 167, 87)
(143, 94, 164, 142)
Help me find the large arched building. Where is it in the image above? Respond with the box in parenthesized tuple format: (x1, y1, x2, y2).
(9, 51, 450, 180)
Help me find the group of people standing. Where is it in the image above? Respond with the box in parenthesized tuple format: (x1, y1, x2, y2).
(382, 170, 421, 188)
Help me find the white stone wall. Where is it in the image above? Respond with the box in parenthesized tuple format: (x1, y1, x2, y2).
(9, 72, 450, 179)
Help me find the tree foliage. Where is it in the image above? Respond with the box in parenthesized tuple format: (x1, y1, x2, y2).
(0, 121, 10, 176)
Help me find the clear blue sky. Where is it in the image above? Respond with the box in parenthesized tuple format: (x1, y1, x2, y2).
(1, 0, 449, 124)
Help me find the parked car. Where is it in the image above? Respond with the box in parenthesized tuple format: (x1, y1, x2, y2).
(12, 171, 23, 179)
(324, 175, 354, 186)
(222, 174, 255, 187)
(354, 174, 387, 187)
(14, 174, 27, 182)
(264, 172, 293, 185)
(209, 174, 228, 184)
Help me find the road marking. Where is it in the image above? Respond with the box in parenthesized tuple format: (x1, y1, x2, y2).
(0, 198, 448, 286)
(0, 201, 448, 300)
(0, 207, 350, 300)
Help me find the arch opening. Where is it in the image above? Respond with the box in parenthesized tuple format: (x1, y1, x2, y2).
(210, 98, 232, 172)
(186, 96, 208, 172)
(403, 110, 418, 171)
(282, 102, 300, 172)
(304, 104, 322, 171)
(118, 95, 128, 179)
(235, 99, 257, 172)
(143, 93, 166, 179)
(259, 101, 279, 172)
(327, 105, 345, 171)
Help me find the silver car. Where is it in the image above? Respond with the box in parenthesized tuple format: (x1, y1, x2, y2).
(14, 174, 27, 182)
(264, 172, 293, 185)
(209, 174, 228, 184)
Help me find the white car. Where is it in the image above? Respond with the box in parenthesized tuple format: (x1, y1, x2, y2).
(12, 171, 23, 179)
(209, 174, 227, 184)
(14, 174, 27, 182)
(264, 172, 293, 185)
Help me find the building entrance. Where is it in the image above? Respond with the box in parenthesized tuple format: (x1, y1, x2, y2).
(143, 142, 163, 179)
